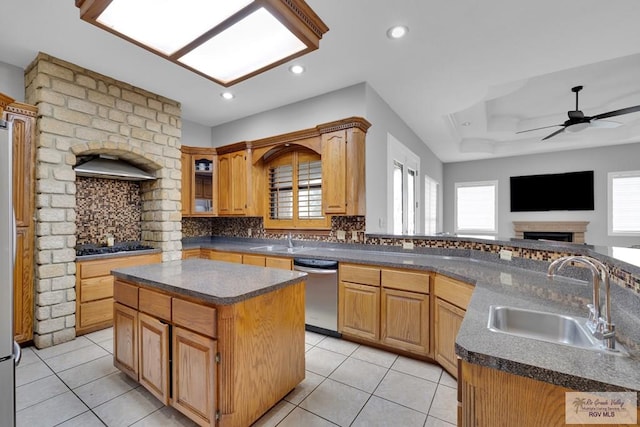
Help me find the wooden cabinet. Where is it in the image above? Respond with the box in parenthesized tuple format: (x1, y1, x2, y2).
(206, 250, 243, 264)
(138, 311, 170, 405)
(182, 248, 202, 259)
(320, 123, 367, 216)
(76, 253, 161, 335)
(172, 326, 217, 427)
(381, 287, 429, 355)
(4, 100, 37, 343)
(114, 302, 138, 381)
(218, 150, 251, 216)
(113, 277, 304, 427)
(242, 253, 293, 270)
(339, 281, 380, 341)
(181, 147, 217, 217)
(434, 274, 473, 377)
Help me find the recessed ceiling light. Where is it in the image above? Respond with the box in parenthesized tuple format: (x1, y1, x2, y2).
(387, 25, 408, 39)
(221, 92, 234, 100)
(289, 64, 305, 74)
(461, 121, 471, 127)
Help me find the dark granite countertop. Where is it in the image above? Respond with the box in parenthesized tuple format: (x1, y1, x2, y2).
(183, 237, 640, 392)
(111, 258, 306, 305)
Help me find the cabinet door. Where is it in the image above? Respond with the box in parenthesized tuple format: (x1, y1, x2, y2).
(7, 109, 35, 227)
(13, 227, 33, 343)
(230, 151, 247, 214)
(434, 298, 466, 377)
(138, 312, 170, 405)
(321, 130, 347, 214)
(114, 302, 138, 381)
(181, 151, 192, 215)
(172, 326, 217, 427)
(338, 281, 380, 341)
(217, 154, 231, 214)
(381, 288, 429, 356)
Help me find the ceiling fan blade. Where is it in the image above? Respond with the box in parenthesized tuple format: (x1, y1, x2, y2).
(591, 105, 640, 120)
(541, 128, 565, 141)
(516, 124, 563, 134)
(590, 119, 621, 129)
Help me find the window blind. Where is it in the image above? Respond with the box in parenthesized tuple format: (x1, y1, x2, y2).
(610, 172, 640, 234)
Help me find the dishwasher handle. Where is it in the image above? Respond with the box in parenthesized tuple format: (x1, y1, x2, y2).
(294, 265, 338, 275)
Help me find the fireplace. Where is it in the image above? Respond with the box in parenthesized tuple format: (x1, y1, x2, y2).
(513, 221, 589, 244)
(523, 231, 573, 242)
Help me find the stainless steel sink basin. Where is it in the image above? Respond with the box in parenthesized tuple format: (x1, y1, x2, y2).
(487, 305, 601, 350)
(249, 245, 309, 254)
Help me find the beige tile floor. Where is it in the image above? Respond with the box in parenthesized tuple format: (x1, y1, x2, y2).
(16, 328, 457, 427)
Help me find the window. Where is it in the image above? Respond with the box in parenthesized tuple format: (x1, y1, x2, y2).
(608, 171, 640, 235)
(424, 175, 439, 235)
(388, 135, 420, 234)
(455, 181, 498, 234)
(265, 149, 329, 229)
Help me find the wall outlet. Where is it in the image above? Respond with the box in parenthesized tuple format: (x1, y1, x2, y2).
(247, 228, 252, 237)
(351, 231, 358, 242)
(337, 230, 346, 240)
(402, 241, 414, 250)
(499, 249, 513, 261)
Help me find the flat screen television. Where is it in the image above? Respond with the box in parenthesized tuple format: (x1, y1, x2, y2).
(510, 170, 594, 212)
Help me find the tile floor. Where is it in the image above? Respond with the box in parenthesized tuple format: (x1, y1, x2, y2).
(16, 328, 457, 427)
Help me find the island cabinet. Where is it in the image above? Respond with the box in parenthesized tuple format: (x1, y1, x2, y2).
(181, 146, 217, 217)
(339, 263, 430, 357)
(76, 253, 161, 335)
(433, 274, 474, 378)
(112, 275, 305, 427)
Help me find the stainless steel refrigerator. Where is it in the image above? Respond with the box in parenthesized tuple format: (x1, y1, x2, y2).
(0, 118, 21, 427)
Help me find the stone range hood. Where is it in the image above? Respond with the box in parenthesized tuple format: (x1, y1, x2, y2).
(25, 53, 183, 348)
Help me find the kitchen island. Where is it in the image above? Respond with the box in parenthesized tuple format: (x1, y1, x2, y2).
(111, 258, 307, 427)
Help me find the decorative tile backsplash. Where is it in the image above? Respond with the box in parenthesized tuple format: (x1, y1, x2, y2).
(76, 177, 142, 245)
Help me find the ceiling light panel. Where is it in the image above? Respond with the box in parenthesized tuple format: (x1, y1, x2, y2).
(179, 8, 306, 84)
(76, 0, 328, 87)
(96, 0, 253, 55)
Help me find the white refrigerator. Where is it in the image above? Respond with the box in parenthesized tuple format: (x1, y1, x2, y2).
(0, 118, 20, 427)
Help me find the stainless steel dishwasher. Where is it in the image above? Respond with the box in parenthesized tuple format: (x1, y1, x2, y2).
(293, 258, 340, 337)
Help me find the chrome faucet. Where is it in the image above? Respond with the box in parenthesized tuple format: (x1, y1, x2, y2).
(287, 232, 294, 248)
(547, 256, 617, 351)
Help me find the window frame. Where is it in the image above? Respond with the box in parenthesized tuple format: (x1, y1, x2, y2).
(424, 175, 439, 235)
(608, 170, 640, 236)
(264, 148, 330, 230)
(387, 134, 420, 234)
(454, 180, 498, 235)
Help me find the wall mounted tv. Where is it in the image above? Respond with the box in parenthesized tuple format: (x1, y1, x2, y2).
(510, 170, 594, 212)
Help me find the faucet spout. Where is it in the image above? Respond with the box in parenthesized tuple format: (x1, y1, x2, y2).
(547, 255, 617, 351)
(287, 232, 294, 248)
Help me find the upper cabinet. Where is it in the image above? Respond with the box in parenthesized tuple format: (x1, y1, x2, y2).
(181, 147, 216, 217)
(320, 123, 367, 216)
(218, 148, 252, 216)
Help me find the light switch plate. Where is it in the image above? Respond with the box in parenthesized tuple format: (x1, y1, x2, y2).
(402, 241, 414, 250)
(499, 249, 513, 261)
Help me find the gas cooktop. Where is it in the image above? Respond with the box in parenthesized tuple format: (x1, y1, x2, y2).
(76, 243, 155, 257)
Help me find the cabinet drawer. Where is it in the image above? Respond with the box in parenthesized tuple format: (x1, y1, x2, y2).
(208, 251, 243, 264)
(79, 253, 162, 278)
(172, 298, 217, 338)
(381, 268, 429, 294)
(242, 254, 266, 266)
(265, 256, 292, 270)
(79, 298, 113, 328)
(340, 264, 380, 286)
(80, 276, 114, 302)
(434, 275, 474, 310)
(139, 288, 172, 321)
(114, 280, 139, 309)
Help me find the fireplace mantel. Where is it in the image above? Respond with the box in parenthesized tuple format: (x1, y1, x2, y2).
(513, 221, 589, 243)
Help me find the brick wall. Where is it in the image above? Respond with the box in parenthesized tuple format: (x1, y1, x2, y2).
(25, 53, 182, 348)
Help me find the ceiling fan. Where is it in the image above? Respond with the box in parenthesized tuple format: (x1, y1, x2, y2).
(516, 85, 640, 141)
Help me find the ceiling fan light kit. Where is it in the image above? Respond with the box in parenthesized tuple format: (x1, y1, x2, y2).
(516, 85, 640, 141)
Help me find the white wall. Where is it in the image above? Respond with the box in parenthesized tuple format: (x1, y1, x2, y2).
(209, 83, 443, 234)
(443, 143, 640, 247)
(0, 61, 25, 102)
(182, 119, 213, 147)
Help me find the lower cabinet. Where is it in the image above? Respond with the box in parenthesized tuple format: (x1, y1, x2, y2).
(184, 249, 293, 270)
(433, 274, 474, 378)
(138, 312, 170, 405)
(113, 302, 138, 381)
(172, 326, 217, 427)
(338, 263, 431, 357)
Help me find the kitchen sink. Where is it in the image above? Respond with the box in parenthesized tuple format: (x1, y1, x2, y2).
(487, 305, 602, 351)
(249, 245, 310, 254)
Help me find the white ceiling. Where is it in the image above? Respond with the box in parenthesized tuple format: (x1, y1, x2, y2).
(2, 0, 640, 162)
